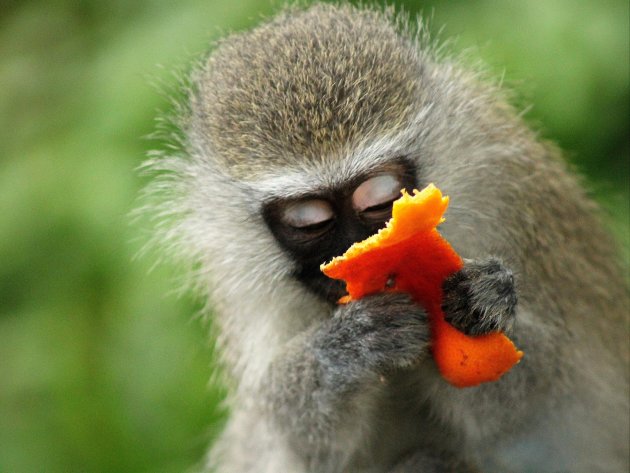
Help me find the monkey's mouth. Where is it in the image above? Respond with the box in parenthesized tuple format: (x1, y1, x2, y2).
(294, 269, 347, 306)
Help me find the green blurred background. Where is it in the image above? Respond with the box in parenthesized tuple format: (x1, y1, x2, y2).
(0, 0, 627, 472)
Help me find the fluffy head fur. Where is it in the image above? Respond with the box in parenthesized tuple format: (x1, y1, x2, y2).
(192, 4, 423, 176)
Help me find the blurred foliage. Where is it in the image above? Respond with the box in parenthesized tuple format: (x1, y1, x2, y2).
(0, 0, 627, 472)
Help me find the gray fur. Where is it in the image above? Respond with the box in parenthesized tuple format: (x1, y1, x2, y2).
(191, 4, 423, 176)
(442, 257, 517, 336)
(268, 293, 429, 472)
(141, 3, 630, 472)
(389, 449, 480, 473)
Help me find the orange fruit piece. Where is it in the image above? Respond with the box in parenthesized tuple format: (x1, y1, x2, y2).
(321, 184, 523, 388)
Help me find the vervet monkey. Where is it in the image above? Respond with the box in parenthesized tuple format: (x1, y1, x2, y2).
(143, 3, 629, 472)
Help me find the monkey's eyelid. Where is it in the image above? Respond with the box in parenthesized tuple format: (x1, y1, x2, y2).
(362, 199, 397, 213)
(352, 173, 403, 212)
(290, 219, 335, 234)
(282, 199, 334, 229)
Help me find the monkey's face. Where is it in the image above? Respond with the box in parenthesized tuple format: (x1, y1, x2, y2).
(263, 160, 417, 304)
(190, 4, 429, 305)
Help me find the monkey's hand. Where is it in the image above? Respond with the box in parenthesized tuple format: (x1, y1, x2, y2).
(266, 293, 428, 466)
(441, 257, 517, 336)
(316, 292, 430, 378)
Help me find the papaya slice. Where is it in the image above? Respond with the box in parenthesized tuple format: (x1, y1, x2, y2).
(321, 184, 523, 388)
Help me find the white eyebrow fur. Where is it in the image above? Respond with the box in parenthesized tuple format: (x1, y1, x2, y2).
(249, 107, 431, 202)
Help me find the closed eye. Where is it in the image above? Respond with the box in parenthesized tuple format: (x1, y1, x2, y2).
(353, 173, 402, 223)
(296, 219, 334, 231)
(281, 199, 335, 236)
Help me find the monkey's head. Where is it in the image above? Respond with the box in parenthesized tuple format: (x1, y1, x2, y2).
(159, 3, 528, 309)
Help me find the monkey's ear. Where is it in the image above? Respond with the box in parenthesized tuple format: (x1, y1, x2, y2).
(322, 184, 523, 388)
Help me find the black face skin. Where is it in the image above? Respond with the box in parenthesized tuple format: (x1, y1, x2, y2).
(263, 159, 418, 305)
